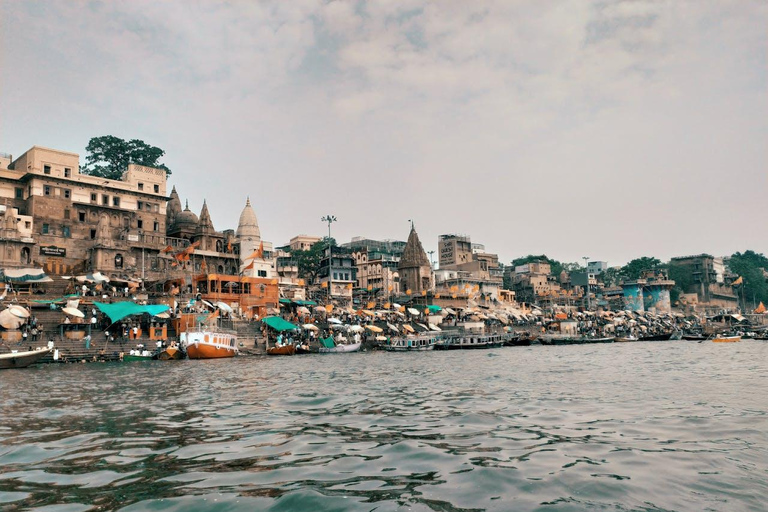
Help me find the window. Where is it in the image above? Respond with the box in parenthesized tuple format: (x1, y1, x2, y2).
(20, 247, 30, 264)
(24, 221, 30, 229)
(14, 188, 23, 199)
(63, 189, 71, 199)
(153, 221, 159, 232)
(62, 226, 70, 238)
(44, 165, 51, 175)
(64, 209, 70, 220)
(333, 272, 339, 280)
(102, 195, 109, 205)
(112, 196, 120, 207)
(123, 217, 130, 228)
(78, 211, 86, 222)
(91, 193, 97, 203)
(138, 183, 144, 191)
(137, 201, 143, 210)
(152, 204, 159, 212)
(146, 203, 152, 211)
(154, 184, 159, 193)
(42, 223, 49, 234)
(137, 219, 143, 229)
(64, 168, 71, 177)
(44, 186, 51, 196)
(258, 270, 268, 277)
(90, 229, 96, 239)
(115, 254, 123, 269)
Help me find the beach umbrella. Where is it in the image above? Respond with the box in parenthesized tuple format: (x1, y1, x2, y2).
(302, 323, 318, 331)
(392, 303, 401, 309)
(296, 306, 311, 315)
(349, 325, 365, 333)
(402, 324, 415, 333)
(9, 305, 30, 318)
(0, 309, 25, 329)
(314, 305, 327, 313)
(62, 307, 84, 318)
(386, 322, 399, 333)
(375, 335, 387, 341)
(407, 307, 421, 316)
(365, 325, 383, 333)
(217, 302, 233, 313)
(328, 318, 342, 324)
(154, 312, 171, 319)
(428, 323, 442, 331)
(361, 309, 375, 316)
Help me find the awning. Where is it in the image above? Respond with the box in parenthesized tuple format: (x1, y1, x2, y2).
(261, 316, 298, 332)
(94, 301, 170, 323)
(426, 305, 442, 313)
(279, 298, 292, 304)
(3, 268, 53, 283)
(292, 299, 318, 306)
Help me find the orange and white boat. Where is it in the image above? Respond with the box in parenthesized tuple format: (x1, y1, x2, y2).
(181, 330, 239, 359)
(712, 335, 741, 343)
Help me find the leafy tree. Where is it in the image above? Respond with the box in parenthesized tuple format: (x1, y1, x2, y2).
(510, 254, 563, 275)
(727, 250, 768, 307)
(295, 238, 336, 284)
(599, 267, 621, 287)
(81, 135, 172, 180)
(620, 257, 663, 280)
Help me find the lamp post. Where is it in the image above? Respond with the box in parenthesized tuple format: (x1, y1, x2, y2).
(582, 256, 590, 311)
(321, 215, 336, 301)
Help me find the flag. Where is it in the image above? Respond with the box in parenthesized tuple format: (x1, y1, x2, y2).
(162, 245, 174, 253)
(347, 283, 353, 289)
(384, 302, 390, 309)
(388, 285, 393, 291)
(367, 285, 372, 291)
(201, 258, 207, 271)
(321, 282, 328, 288)
(406, 289, 412, 295)
(257, 241, 264, 258)
(246, 249, 261, 260)
(298, 279, 305, 286)
(435, 293, 441, 298)
(732, 276, 743, 286)
(755, 302, 766, 314)
(421, 290, 427, 296)
(242, 260, 255, 271)
(366, 301, 375, 309)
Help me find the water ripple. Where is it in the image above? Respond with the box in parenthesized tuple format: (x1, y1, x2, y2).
(0, 342, 767, 510)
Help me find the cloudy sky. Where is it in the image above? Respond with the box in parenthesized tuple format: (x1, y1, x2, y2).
(1, 0, 765, 267)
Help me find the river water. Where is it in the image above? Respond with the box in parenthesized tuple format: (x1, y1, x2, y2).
(1, 341, 766, 511)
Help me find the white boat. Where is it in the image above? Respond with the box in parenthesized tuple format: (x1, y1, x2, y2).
(385, 335, 436, 352)
(181, 330, 238, 359)
(318, 342, 361, 353)
(0, 347, 52, 369)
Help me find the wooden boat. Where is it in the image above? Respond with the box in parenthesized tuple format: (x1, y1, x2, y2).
(682, 334, 707, 341)
(155, 343, 184, 360)
(614, 336, 638, 342)
(540, 335, 614, 345)
(318, 342, 361, 353)
(0, 347, 52, 369)
(434, 334, 504, 350)
(267, 344, 296, 356)
(182, 330, 238, 359)
(385, 335, 436, 352)
(712, 335, 741, 343)
(122, 348, 154, 362)
(639, 332, 673, 341)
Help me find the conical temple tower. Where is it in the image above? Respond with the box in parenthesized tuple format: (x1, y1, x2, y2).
(398, 224, 433, 295)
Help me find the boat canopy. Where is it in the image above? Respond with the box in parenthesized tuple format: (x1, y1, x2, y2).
(320, 336, 335, 348)
(262, 316, 298, 331)
(94, 301, 170, 323)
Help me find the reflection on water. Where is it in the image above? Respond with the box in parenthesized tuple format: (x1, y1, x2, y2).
(1, 341, 767, 511)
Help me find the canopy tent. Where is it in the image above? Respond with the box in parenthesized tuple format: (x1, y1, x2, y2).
(93, 301, 170, 323)
(292, 299, 318, 306)
(31, 294, 79, 305)
(425, 305, 442, 314)
(3, 268, 53, 283)
(261, 316, 299, 332)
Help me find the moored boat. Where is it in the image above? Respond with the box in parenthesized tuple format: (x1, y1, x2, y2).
(434, 334, 504, 350)
(122, 347, 154, 362)
(639, 332, 673, 341)
(318, 338, 361, 353)
(155, 343, 184, 360)
(712, 335, 741, 343)
(385, 335, 436, 351)
(614, 336, 638, 342)
(0, 347, 52, 369)
(182, 330, 238, 359)
(267, 344, 296, 356)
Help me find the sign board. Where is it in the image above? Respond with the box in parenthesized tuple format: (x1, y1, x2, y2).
(40, 246, 66, 257)
(127, 234, 140, 242)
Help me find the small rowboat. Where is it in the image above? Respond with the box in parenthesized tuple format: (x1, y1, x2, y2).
(712, 335, 741, 343)
(267, 344, 296, 356)
(0, 347, 52, 369)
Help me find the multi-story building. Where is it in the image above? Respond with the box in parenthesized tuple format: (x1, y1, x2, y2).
(587, 261, 608, 275)
(317, 245, 356, 305)
(669, 254, 737, 309)
(344, 236, 405, 297)
(0, 145, 174, 277)
(438, 234, 473, 268)
(289, 235, 321, 252)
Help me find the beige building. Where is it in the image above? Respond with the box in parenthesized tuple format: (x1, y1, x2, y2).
(289, 234, 321, 252)
(0, 146, 172, 276)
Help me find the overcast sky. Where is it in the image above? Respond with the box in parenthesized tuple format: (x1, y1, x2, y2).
(1, 1, 765, 267)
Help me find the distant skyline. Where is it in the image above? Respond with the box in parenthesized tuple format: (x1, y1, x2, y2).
(1, 1, 765, 267)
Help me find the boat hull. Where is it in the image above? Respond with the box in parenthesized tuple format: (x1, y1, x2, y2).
(712, 336, 741, 343)
(186, 344, 237, 359)
(267, 345, 296, 356)
(385, 345, 435, 352)
(639, 333, 673, 341)
(319, 342, 361, 353)
(182, 330, 238, 359)
(0, 347, 52, 369)
(156, 346, 184, 360)
(122, 354, 153, 362)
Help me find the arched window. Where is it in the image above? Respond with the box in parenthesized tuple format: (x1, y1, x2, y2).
(216, 240, 223, 252)
(218, 265, 224, 273)
(20, 247, 30, 264)
(115, 254, 123, 269)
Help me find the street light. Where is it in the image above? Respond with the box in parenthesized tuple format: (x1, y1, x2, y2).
(582, 256, 590, 311)
(321, 215, 337, 300)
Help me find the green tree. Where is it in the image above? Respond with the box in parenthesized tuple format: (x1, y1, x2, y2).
(620, 257, 663, 280)
(295, 238, 336, 284)
(727, 250, 768, 308)
(599, 267, 621, 287)
(510, 254, 563, 275)
(81, 135, 172, 180)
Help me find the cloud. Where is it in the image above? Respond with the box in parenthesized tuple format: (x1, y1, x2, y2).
(0, 0, 765, 265)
